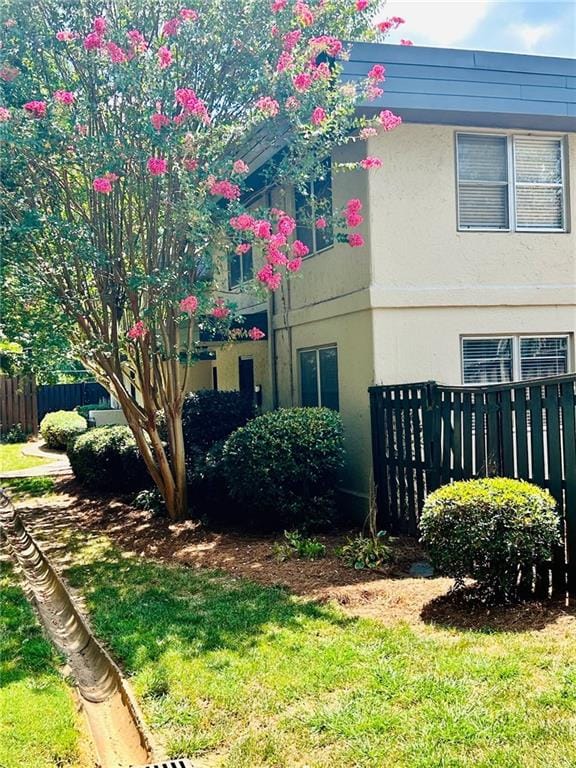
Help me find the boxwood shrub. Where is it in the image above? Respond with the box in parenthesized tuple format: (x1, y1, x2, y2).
(419, 477, 560, 601)
(180, 389, 256, 451)
(75, 402, 111, 421)
(67, 426, 150, 492)
(222, 407, 345, 529)
(40, 410, 87, 450)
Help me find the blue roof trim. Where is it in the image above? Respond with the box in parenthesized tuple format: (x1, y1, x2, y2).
(346, 43, 576, 131)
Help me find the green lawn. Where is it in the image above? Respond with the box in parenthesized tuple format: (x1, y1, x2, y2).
(0, 567, 87, 768)
(62, 537, 576, 768)
(0, 443, 52, 472)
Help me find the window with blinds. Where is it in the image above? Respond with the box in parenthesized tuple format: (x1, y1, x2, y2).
(456, 133, 566, 232)
(300, 346, 339, 410)
(462, 335, 571, 384)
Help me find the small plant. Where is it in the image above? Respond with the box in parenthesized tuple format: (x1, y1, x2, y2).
(419, 477, 560, 601)
(40, 410, 87, 450)
(274, 530, 327, 562)
(133, 488, 166, 517)
(0, 424, 28, 444)
(338, 479, 393, 570)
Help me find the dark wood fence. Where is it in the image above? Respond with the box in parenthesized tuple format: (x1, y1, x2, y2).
(0, 376, 38, 436)
(37, 381, 109, 422)
(369, 374, 576, 597)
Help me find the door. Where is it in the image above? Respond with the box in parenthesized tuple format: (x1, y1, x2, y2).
(238, 357, 254, 400)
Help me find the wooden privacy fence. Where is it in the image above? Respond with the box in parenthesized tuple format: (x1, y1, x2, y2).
(0, 376, 38, 436)
(369, 374, 576, 597)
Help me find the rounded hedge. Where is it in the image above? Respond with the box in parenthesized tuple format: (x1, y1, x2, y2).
(40, 410, 87, 450)
(67, 426, 150, 492)
(75, 402, 111, 421)
(419, 477, 560, 600)
(180, 389, 256, 451)
(222, 407, 345, 529)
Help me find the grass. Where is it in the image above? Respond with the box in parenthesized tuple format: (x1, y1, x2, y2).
(61, 536, 576, 768)
(0, 566, 87, 768)
(0, 442, 52, 472)
(1, 476, 56, 499)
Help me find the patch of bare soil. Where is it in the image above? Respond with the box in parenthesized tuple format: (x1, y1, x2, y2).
(19, 478, 576, 636)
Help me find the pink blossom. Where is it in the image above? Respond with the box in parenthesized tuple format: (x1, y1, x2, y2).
(175, 88, 210, 123)
(345, 211, 364, 227)
(4, 18, 16, 28)
(267, 247, 288, 266)
(233, 159, 249, 175)
(293, 72, 313, 92)
(126, 30, 147, 52)
(283, 30, 302, 52)
(346, 198, 363, 213)
(257, 264, 274, 283)
(348, 233, 365, 248)
(106, 42, 128, 64)
(312, 62, 331, 80)
(368, 64, 386, 82)
(212, 299, 230, 319)
(209, 179, 240, 200)
(377, 16, 404, 33)
(56, 30, 77, 42)
(83, 32, 103, 50)
(179, 8, 199, 21)
(255, 96, 280, 117)
(271, 24, 280, 37)
(271, 0, 287, 11)
(360, 156, 382, 170)
(0, 66, 19, 81)
(92, 172, 118, 194)
(315, 217, 327, 229)
(184, 158, 199, 171)
(310, 35, 343, 57)
(286, 257, 303, 273)
(285, 96, 301, 111)
(157, 46, 173, 69)
(278, 215, 296, 236)
(127, 320, 147, 340)
(235, 243, 252, 255)
(93, 16, 107, 35)
(179, 295, 198, 314)
(151, 112, 170, 131)
(162, 17, 181, 37)
(356, 0, 369, 9)
(359, 126, 378, 139)
(400, 39, 414, 46)
(252, 219, 273, 239)
(54, 90, 75, 105)
(230, 214, 255, 231)
(147, 157, 168, 175)
(76, 123, 89, 136)
(311, 107, 327, 126)
(0, 107, 11, 121)
(295, 1, 314, 26)
(292, 240, 309, 258)
(379, 109, 402, 130)
(366, 85, 384, 101)
(23, 101, 46, 118)
(276, 51, 293, 72)
(266, 272, 282, 290)
(248, 327, 266, 340)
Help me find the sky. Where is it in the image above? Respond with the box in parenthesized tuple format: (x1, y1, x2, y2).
(378, 0, 576, 58)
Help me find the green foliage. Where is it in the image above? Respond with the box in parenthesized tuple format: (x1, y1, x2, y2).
(133, 488, 166, 517)
(39, 410, 87, 450)
(0, 423, 28, 444)
(181, 389, 256, 452)
(419, 478, 561, 601)
(67, 426, 150, 492)
(75, 402, 111, 421)
(274, 530, 327, 562)
(338, 531, 393, 570)
(1, 477, 55, 499)
(222, 407, 345, 529)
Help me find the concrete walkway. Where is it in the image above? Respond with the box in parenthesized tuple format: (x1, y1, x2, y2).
(0, 441, 72, 479)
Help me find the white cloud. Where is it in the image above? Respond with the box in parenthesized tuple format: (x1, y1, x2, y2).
(378, 0, 498, 46)
(509, 22, 557, 50)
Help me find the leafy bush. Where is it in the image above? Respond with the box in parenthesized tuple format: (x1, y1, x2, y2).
(338, 531, 393, 570)
(180, 389, 256, 451)
(133, 488, 166, 517)
(222, 407, 344, 529)
(274, 530, 327, 562)
(67, 426, 150, 492)
(40, 410, 87, 450)
(419, 478, 560, 601)
(0, 424, 28, 444)
(75, 402, 111, 421)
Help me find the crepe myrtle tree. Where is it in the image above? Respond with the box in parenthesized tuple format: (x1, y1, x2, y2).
(0, 0, 404, 520)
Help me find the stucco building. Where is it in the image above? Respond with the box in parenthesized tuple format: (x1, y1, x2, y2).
(190, 44, 576, 514)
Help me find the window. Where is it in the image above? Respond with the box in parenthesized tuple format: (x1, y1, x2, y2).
(456, 133, 566, 232)
(228, 245, 253, 289)
(462, 335, 570, 384)
(299, 345, 339, 410)
(295, 158, 334, 254)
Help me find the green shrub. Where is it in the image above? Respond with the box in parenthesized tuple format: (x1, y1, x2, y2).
(67, 426, 150, 492)
(419, 478, 560, 601)
(274, 530, 327, 562)
(180, 389, 256, 451)
(75, 402, 111, 421)
(0, 424, 28, 444)
(40, 410, 87, 450)
(222, 407, 344, 529)
(338, 531, 393, 570)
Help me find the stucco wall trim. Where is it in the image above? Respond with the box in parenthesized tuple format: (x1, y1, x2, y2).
(369, 285, 576, 308)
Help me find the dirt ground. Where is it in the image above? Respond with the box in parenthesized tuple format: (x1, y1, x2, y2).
(16, 478, 576, 636)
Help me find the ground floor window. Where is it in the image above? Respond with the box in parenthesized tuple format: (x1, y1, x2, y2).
(299, 345, 339, 410)
(461, 334, 570, 384)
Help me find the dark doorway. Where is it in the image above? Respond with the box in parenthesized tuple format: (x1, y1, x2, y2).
(212, 367, 218, 391)
(238, 357, 254, 400)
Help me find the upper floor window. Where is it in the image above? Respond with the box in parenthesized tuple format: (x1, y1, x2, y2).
(228, 245, 253, 289)
(299, 345, 339, 410)
(456, 133, 566, 232)
(295, 158, 334, 254)
(461, 334, 570, 384)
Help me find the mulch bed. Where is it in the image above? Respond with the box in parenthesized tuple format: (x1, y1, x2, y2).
(17, 477, 576, 635)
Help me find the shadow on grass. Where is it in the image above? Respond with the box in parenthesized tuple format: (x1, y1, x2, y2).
(1, 477, 55, 499)
(420, 587, 575, 633)
(63, 544, 352, 673)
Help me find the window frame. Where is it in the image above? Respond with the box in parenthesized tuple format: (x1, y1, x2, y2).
(294, 159, 334, 257)
(461, 333, 572, 384)
(228, 244, 254, 291)
(298, 344, 339, 410)
(455, 132, 567, 234)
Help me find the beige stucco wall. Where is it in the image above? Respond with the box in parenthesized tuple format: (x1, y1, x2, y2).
(182, 360, 213, 392)
(210, 340, 273, 411)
